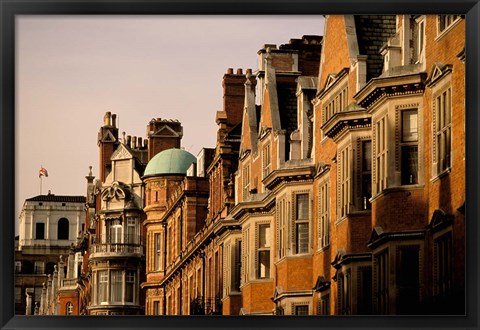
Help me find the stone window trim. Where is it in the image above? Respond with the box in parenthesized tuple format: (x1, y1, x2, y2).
(255, 220, 271, 280)
(435, 15, 462, 41)
(94, 269, 137, 306)
(356, 136, 372, 211)
(275, 194, 289, 261)
(317, 176, 330, 251)
(428, 70, 453, 180)
(291, 301, 310, 315)
(337, 145, 352, 221)
(373, 114, 389, 196)
(292, 190, 311, 255)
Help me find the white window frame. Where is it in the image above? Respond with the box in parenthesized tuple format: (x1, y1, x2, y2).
(338, 146, 352, 219)
(242, 163, 250, 201)
(154, 232, 162, 271)
(375, 116, 388, 194)
(294, 192, 310, 254)
(98, 270, 109, 305)
(262, 143, 271, 179)
(257, 224, 271, 279)
(318, 180, 330, 250)
(434, 87, 452, 176)
(437, 15, 461, 37)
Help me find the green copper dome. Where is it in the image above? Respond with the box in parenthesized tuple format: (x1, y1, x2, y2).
(144, 148, 196, 177)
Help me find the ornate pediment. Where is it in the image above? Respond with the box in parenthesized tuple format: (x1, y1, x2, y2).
(313, 276, 331, 292)
(426, 63, 452, 87)
(101, 181, 127, 201)
(368, 226, 384, 245)
(427, 209, 454, 232)
(111, 144, 133, 161)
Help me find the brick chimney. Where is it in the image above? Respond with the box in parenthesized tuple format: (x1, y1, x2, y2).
(147, 118, 183, 160)
(98, 111, 119, 182)
(219, 68, 256, 129)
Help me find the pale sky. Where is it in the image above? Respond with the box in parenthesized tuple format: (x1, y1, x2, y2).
(15, 15, 325, 234)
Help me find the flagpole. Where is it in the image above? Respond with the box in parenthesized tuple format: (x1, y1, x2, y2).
(40, 175, 42, 195)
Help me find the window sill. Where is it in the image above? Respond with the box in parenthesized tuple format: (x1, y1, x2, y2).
(371, 184, 425, 202)
(316, 245, 330, 253)
(431, 168, 451, 183)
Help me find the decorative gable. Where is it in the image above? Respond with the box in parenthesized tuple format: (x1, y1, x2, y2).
(368, 226, 384, 245)
(151, 125, 181, 137)
(101, 130, 117, 143)
(426, 63, 452, 87)
(111, 144, 133, 161)
(324, 73, 338, 90)
(427, 209, 454, 233)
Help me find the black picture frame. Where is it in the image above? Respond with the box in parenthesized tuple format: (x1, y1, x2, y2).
(1, 1, 478, 329)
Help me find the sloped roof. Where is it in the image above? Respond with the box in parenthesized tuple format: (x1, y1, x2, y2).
(26, 195, 86, 203)
(354, 15, 397, 81)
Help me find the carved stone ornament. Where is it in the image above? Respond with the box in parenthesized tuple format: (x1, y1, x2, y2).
(101, 181, 127, 201)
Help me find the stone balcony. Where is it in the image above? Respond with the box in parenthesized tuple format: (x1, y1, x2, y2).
(90, 243, 143, 259)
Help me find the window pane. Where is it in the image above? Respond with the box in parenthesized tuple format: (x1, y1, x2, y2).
(126, 271, 135, 303)
(401, 146, 418, 184)
(98, 271, 108, 304)
(258, 250, 270, 279)
(258, 225, 270, 248)
(296, 194, 309, 220)
(154, 233, 161, 271)
(295, 305, 309, 315)
(402, 110, 418, 142)
(362, 141, 372, 171)
(296, 223, 309, 254)
(111, 270, 123, 303)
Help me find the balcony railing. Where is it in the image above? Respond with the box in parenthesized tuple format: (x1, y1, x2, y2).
(61, 278, 78, 288)
(90, 243, 143, 255)
(190, 296, 222, 315)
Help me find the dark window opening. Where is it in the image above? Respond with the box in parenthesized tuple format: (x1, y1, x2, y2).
(35, 223, 45, 240)
(58, 218, 69, 240)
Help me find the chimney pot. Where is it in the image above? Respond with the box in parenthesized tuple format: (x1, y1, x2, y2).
(126, 135, 131, 146)
(227, 68, 234, 74)
(122, 132, 126, 143)
(111, 114, 117, 128)
(132, 136, 137, 149)
(104, 112, 112, 126)
(237, 68, 243, 75)
(138, 137, 143, 148)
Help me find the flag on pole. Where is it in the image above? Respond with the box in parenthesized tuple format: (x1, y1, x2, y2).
(39, 167, 48, 178)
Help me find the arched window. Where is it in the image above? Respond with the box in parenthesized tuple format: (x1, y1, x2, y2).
(58, 218, 69, 240)
(66, 302, 73, 315)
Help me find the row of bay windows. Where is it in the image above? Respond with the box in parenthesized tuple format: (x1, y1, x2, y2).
(92, 269, 137, 306)
(338, 83, 452, 213)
